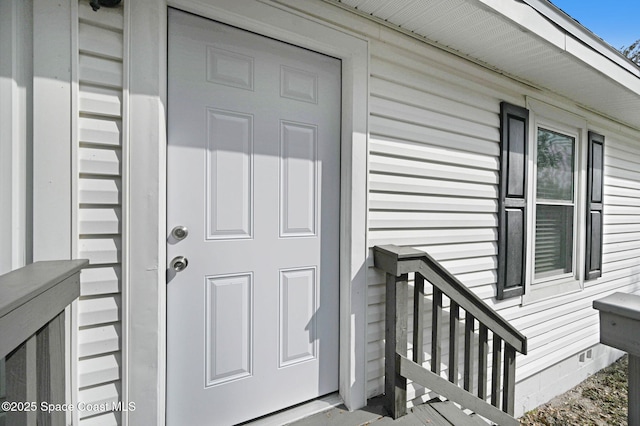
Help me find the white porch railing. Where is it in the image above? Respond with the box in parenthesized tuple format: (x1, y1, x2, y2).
(0, 260, 87, 426)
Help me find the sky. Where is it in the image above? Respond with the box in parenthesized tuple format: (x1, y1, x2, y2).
(549, 0, 639, 50)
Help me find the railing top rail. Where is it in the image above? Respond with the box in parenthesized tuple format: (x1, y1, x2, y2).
(374, 244, 527, 354)
(0, 260, 88, 318)
(594, 292, 640, 321)
(0, 260, 87, 360)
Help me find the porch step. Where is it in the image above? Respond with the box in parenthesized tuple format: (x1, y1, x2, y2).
(429, 401, 489, 426)
(287, 396, 490, 426)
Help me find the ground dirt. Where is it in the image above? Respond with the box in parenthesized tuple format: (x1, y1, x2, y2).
(519, 355, 628, 425)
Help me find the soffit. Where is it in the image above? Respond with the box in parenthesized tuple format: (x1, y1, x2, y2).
(329, 0, 640, 130)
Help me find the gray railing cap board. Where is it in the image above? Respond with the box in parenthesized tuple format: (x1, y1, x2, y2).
(373, 245, 425, 276)
(594, 292, 640, 424)
(594, 291, 640, 358)
(593, 292, 640, 321)
(0, 260, 87, 359)
(0, 260, 88, 318)
(373, 244, 527, 355)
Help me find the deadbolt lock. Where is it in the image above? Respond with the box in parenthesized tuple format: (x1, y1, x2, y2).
(171, 256, 189, 272)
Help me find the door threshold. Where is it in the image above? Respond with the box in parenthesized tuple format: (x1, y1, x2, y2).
(243, 393, 343, 426)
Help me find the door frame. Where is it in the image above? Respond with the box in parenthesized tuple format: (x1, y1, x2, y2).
(126, 1, 369, 425)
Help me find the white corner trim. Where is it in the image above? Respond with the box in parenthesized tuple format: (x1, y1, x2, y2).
(32, 0, 73, 262)
(0, 0, 30, 274)
(69, 1, 80, 423)
(121, 0, 132, 425)
(126, 1, 168, 425)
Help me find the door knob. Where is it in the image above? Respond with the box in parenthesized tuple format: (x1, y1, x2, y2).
(171, 256, 189, 272)
(171, 225, 189, 240)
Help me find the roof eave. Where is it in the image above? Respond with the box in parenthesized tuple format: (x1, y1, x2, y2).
(523, 0, 639, 76)
(474, 0, 640, 86)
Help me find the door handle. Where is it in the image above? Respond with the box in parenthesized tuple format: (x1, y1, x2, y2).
(170, 256, 189, 272)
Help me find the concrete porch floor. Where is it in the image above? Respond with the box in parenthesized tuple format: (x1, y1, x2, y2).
(285, 396, 490, 426)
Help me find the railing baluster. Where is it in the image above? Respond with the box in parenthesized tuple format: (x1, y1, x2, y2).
(37, 312, 66, 426)
(385, 272, 408, 419)
(503, 344, 516, 415)
(478, 324, 488, 400)
(5, 338, 37, 426)
(491, 335, 503, 409)
(449, 301, 460, 383)
(464, 313, 475, 392)
(413, 274, 425, 365)
(431, 287, 443, 374)
(373, 245, 526, 425)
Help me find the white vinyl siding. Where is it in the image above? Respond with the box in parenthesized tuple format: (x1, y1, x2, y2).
(57, 0, 640, 419)
(5, 0, 640, 420)
(363, 30, 640, 412)
(502, 133, 640, 377)
(367, 43, 502, 400)
(75, 2, 124, 424)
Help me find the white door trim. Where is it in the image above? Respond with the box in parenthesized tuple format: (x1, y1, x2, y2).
(126, 1, 369, 425)
(0, 0, 31, 274)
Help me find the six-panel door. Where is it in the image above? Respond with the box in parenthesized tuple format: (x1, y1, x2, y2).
(167, 9, 341, 425)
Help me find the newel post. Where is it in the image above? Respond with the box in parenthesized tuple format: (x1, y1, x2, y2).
(594, 292, 640, 426)
(384, 271, 408, 419)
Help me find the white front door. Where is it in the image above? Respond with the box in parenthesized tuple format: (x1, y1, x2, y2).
(166, 9, 341, 426)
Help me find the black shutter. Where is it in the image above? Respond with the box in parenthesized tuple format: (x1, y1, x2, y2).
(585, 131, 604, 280)
(497, 102, 529, 299)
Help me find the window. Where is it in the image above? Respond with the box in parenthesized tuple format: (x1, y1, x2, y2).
(534, 128, 575, 280)
(497, 101, 604, 301)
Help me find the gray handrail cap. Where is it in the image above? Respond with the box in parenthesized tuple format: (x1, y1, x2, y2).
(593, 292, 640, 321)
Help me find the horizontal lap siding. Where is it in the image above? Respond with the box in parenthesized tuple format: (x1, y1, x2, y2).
(66, 2, 640, 414)
(366, 40, 640, 402)
(505, 134, 640, 382)
(76, 2, 124, 424)
(367, 46, 501, 397)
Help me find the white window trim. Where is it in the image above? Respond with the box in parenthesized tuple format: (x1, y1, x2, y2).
(126, 1, 369, 424)
(523, 98, 588, 304)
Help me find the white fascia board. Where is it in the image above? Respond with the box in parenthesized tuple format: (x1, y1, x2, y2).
(522, 0, 640, 77)
(472, 0, 565, 49)
(565, 36, 640, 95)
(474, 0, 640, 93)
